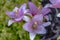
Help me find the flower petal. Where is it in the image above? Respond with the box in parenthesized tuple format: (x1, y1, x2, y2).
(13, 7, 19, 12)
(14, 16, 23, 22)
(24, 9, 29, 14)
(51, 3, 60, 8)
(23, 16, 31, 22)
(18, 4, 26, 16)
(49, 0, 60, 4)
(6, 11, 15, 18)
(29, 33, 36, 40)
(19, 3, 26, 13)
(45, 3, 60, 8)
(49, 0, 60, 8)
(8, 20, 14, 26)
(44, 4, 52, 8)
(36, 25, 46, 34)
(28, 2, 38, 15)
(44, 15, 49, 21)
(42, 22, 51, 27)
(32, 14, 43, 22)
(23, 22, 33, 32)
(24, 9, 32, 17)
(41, 8, 51, 15)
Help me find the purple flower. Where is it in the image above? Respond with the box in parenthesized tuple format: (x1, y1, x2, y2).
(28, 2, 50, 20)
(45, 0, 60, 8)
(28, 2, 50, 15)
(50, 0, 60, 8)
(6, 3, 28, 26)
(23, 14, 51, 40)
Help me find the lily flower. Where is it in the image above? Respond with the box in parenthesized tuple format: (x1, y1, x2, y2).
(28, 2, 50, 15)
(23, 14, 51, 40)
(6, 3, 28, 26)
(28, 2, 51, 20)
(45, 0, 60, 8)
(50, 0, 60, 8)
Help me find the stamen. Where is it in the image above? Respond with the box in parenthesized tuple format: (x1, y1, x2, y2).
(34, 22, 37, 25)
(32, 22, 37, 30)
(13, 7, 20, 18)
(13, 7, 18, 12)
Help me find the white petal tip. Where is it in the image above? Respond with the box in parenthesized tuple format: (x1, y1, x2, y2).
(13, 7, 18, 12)
(30, 33, 36, 40)
(8, 20, 14, 26)
(23, 16, 30, 22)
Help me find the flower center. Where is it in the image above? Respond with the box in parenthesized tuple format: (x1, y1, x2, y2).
(14, 9, 20, 18)
(32, 22, 38, 30)
(15, 9, 18, 15)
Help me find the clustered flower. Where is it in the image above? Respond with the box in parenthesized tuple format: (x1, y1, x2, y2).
(6, 0, 60, 40)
